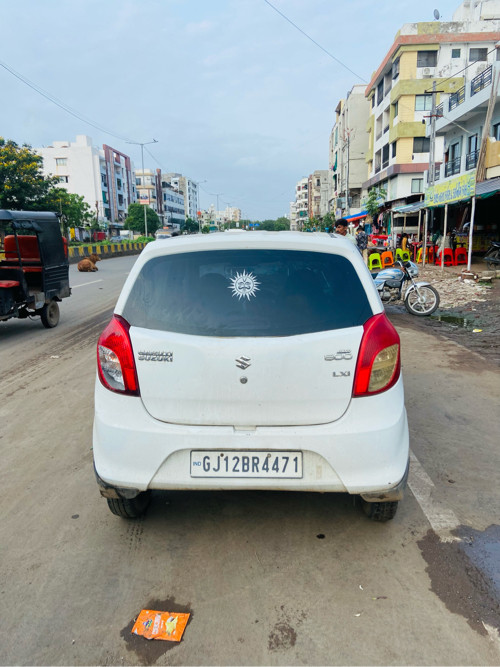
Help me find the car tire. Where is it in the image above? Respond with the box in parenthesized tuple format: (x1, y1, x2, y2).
(362, 499, 399, 521)
(40, 300, 60, 328)
(106, 491, 151, 519)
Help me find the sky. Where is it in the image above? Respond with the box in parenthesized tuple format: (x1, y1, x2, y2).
(0, 0, 462, 220)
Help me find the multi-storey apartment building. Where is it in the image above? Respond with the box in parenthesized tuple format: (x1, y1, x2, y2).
(294, 177, 309, 226)
(422, 54, 500, 252)
(135, 170, 185, 228)
(363, 1, 500, 220)
(37, 134, 135, 229)
(164, 173, 199, 220)
(307, 170, 330, 219)
(329, 85, 370, 218)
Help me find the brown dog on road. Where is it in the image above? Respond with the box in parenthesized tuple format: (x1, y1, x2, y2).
(77, 258, 98, 272)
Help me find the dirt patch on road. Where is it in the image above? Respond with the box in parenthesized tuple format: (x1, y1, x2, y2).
(418, 527, 500, 637)
(387, 265, 500, 368)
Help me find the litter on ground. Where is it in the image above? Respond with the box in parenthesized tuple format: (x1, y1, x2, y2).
(131, 609, 190, 642)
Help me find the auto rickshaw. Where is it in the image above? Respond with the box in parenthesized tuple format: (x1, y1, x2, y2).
(0, 210, 71, 328)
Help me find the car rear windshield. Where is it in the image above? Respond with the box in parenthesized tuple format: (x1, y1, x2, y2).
(122, 249, 372, 337)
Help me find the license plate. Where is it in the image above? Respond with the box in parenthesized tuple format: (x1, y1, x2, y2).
(190, 451, 303, 478)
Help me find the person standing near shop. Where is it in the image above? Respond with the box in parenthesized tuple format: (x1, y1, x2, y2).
(335, 219, 357, 245)
(356, 224, 369, 263)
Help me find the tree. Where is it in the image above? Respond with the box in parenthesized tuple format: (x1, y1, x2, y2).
(201, 225, 210, 234)
(322, 212, 336, 232)
(124, 203, 160, 236)
(0, 137, 57, 209)
(184, 217, 199, 234)
(365, 187, 387, 221)
(40, 189, 93, 232)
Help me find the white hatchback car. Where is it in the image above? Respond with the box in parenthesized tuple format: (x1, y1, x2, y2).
(93, 232, 409, 521)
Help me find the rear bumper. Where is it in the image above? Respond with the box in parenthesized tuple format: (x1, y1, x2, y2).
(93, 375, 409, 498)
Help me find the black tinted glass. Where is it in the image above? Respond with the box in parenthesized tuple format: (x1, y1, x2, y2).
(123, 249, 372, 337)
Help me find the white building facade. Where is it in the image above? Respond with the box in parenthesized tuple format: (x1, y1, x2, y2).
(37, 134, 135, 228)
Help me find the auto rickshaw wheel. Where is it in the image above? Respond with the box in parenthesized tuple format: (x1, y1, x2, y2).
(41, 300, 60, 328)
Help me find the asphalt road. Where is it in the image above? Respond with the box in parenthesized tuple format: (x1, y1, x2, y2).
(1, 255, 499, 666)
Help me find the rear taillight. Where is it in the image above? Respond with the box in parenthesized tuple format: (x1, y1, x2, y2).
(97, 315, 140, 396)
(352, 313, 400, 397)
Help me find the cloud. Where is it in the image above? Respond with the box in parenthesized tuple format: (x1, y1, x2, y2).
(185, 19, 216, 35)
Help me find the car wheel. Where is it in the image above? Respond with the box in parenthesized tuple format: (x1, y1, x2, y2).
(41, 300, 60, 328)
(362, 499, 399, 521)
(106, 491, 151, 518)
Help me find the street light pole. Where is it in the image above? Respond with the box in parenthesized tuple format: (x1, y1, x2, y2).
(195, 179, 207, 233)
(126, 139, 158, 238)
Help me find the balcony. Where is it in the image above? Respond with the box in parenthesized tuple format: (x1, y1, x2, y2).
(466, 150, 479, 170)
(445, 156, 461, 177)
(471, 65, 492, 96)
(449, 86, 465, 111)
(436, 102, 444, 118)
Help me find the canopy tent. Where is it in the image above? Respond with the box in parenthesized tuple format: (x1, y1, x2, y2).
(343, 210, 368, 222)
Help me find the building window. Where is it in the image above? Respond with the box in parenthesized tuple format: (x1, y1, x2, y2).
(393, 101, 398, 118)
(469, 48, 487, 62)
(494, 123, 500, 140)
(371, 95, 375, 109)
(411, 178, 424, 193)
(57, 176, 69, 183)
(451, 48, 461, 58)
(417, 50, 437, 67)
(497, 49, 500, 61)
(377, 80, 384, 105)
(415, 95, 433, 111)
(391, 141, 397, 158)
(392, 57, 400, 80)
(136, 177, 142, 186)
(413, 137, 430, 153)
(55, 158, 67, 166)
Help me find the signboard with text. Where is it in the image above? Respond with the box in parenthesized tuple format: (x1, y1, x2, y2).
(425, 172, 476, 207)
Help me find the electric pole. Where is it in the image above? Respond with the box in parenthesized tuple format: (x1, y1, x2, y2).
(126, 139, 158, 237)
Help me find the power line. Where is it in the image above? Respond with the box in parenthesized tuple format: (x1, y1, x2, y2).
(262, 0, 367, 83)
(0, 58, 137, 144)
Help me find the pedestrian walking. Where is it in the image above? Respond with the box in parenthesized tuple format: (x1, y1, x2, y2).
(355, 224, 369, 263)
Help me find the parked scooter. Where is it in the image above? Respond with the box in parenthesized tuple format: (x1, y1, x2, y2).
(372, 260, 440, 316)
(483, 240, 500, 269)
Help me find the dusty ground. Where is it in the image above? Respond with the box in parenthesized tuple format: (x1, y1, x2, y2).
(387, 260, 500, 368)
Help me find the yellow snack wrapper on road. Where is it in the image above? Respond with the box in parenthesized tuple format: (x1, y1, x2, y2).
(132, 609, 190, 642)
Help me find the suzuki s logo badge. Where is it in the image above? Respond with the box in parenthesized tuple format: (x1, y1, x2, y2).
(235, 356, 251, 370)
(324, 350, 353, 361)
(138, 351, 173, 362)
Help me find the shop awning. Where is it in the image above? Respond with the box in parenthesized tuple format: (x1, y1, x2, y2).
(476, 176, 500, 197)
(392, 201, 426, 214)
(344, 210, 368, 222)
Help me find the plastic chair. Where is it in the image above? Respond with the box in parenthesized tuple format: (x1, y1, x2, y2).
(368, 253, 383, 271)
(435, 248, 454, 266)
(455, 247, 467, 265)
(416, 246, 434, 264)
(395, 248, 404, 262)
(401, 250, 411, 262)
(380, 250, 394, 268)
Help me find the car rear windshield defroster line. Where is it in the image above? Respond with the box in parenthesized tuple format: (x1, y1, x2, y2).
(122, 249, 372, 337)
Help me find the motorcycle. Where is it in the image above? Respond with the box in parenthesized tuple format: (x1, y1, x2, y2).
(483, 240, 500, 269)
(372, 260, 440, 316)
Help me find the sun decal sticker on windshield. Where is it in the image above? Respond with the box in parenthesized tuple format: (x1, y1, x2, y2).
(228, 270, 260, 300)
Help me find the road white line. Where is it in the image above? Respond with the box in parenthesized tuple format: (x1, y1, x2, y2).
(408, 451, 461, 542)
(71, 280, 103, 288)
